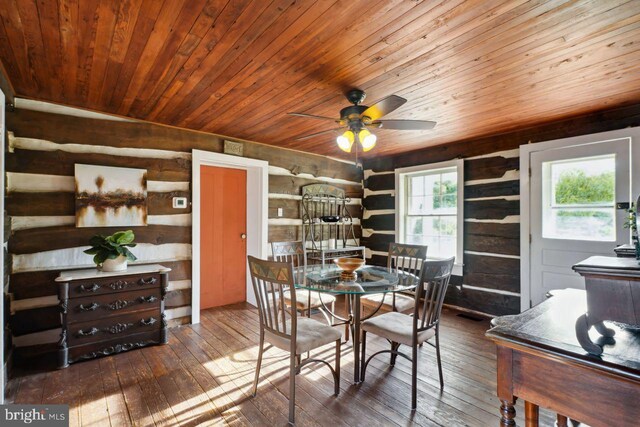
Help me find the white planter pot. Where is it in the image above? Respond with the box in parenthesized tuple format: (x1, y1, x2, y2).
(102, 255, 128, 272)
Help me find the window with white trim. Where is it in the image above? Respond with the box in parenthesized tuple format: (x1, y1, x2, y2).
(396, 159, 464, 275)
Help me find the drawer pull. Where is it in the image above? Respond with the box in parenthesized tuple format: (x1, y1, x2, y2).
(77, 327, 98, 337)
(107, 323, 133, 334)
(108, 300, 132, 311)
(78, 302, 99, 312)
(140, 317, 157, 326)
(138, 277, 157, 286)
(79, 283, 101, 293)
(108, 280, 129, 291)
(139, 296, 158, 304)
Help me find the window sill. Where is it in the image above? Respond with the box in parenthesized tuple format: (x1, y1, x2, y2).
(452, 264, 463, 277)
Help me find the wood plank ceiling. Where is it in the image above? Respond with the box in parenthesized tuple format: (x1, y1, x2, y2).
(0, 0, 639, 158)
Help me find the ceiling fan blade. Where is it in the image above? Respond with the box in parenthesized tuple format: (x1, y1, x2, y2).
(294, 127, 344, 140)
(360, 95, 407, 121)
(288, 112, 340, 122)
(370, 119, 437, 130)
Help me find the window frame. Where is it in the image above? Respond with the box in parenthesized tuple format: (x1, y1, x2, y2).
(395, 159, 464, 276)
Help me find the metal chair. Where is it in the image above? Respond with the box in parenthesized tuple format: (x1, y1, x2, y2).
(271, 241, 336, 324)
(360, 257, 455, 410)
(248, 256, 341, 425)
(361, 242, 428, 315)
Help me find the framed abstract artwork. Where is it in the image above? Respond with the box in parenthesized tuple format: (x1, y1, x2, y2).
(75, 164, 148, 227)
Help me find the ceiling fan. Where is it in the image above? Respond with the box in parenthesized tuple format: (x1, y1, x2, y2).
(288, 89, 436, 153)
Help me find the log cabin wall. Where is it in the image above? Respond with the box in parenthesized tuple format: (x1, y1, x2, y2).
(4, 108, 363, 355)
(362, 104, 640, 316)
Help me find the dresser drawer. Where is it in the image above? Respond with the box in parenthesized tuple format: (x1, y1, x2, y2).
(67, 309, 162, 346)
(68, 273, 161, 298)
(67, 288, 161, 323)
(67, 330, 164, 365)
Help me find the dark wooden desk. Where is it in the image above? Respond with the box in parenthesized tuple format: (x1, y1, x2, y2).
(486, 289, 640, 427)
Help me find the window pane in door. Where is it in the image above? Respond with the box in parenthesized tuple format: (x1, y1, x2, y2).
(542, 154, 616, 241)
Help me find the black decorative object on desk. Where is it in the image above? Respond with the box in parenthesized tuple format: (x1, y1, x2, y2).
(572, 256, 640, 355)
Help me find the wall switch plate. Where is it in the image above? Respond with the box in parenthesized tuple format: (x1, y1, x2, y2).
(277, 207, 283, 217)
(173, 197, 188, 209)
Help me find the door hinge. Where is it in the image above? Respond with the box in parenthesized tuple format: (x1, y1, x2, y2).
(529, 234, 532, 244)
(528, 167, 532, 177)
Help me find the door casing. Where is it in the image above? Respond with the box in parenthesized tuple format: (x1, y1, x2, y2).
(520, 126, 640, 312)
(192, 150, 268, 324)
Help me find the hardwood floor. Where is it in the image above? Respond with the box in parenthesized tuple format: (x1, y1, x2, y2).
(7, 303, 560, 426)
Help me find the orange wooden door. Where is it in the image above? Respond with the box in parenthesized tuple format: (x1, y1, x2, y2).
(200, 165, 247, 309)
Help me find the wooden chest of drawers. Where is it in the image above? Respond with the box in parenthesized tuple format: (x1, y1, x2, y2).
(55, 264, 171, 368)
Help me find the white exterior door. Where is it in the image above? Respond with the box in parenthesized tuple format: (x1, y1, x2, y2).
(529, 137, 631, 306)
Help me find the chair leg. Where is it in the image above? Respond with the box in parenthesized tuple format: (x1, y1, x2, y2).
(411, 343, 418, 410)
(435, 326, 444, 390)
(289, 352, 296, 425)
(252, 330, 265, 397)
(360, 330, 367, 381)
(390, 342, 399, 366)
(334, 339, 341, 396)
(344, 297, 350, 342)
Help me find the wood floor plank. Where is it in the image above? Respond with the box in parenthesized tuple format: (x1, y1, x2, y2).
(127, 349, 181, 426)
(13, 370, 47, 404)
(142, 338, 222, 426)
(166, 328, 247, 426)
(76, 359, 110, 426)
(207, 308, 388, 427)
(172, 325, 271, 426)
(99, 357, 132, 427)
(113, 350, 156, 426)
(193, 312, 323, 427)
(41, 365, 82, 427)
(178, 324, 294, 426)
(6, 305, 564, 426)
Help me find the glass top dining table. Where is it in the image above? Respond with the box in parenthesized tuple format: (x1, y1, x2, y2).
(294, 265, 420, 383)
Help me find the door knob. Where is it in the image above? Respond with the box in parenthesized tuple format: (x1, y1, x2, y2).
(241, 233, 247, 239)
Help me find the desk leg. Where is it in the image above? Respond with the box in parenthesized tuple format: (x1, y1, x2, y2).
(353, 294, 361, 383)
(525, 401, 539, 427)
(500, 399, 516, 427)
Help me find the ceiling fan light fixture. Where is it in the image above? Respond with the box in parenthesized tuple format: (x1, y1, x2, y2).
(359, 128, 377, 152)
(337, 130, 355, 152)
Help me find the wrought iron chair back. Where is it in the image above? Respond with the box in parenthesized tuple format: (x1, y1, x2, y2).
(271, 240, 307, 268)
(248, 256, 297, 344)
(388, 243, 428, 279)
(414, 257, 455, 332)
(367, 242, 427, 313)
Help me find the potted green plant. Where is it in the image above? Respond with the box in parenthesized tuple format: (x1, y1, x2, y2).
(84, 230, 137, 272)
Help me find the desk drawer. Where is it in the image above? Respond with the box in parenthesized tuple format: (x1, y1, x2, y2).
(67, 289, 161, 323)
(68, 330, 163, 364)
(68, 273, 161, 298)
(67, 309, 161, 346)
